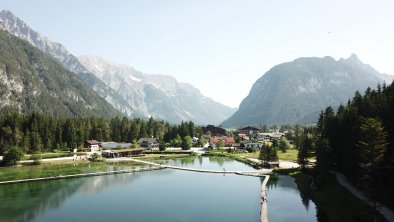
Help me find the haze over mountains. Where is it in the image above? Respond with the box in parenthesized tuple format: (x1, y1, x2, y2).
(222, 55, 393, 127)
(78, 55, 236, 124)
(1, 9, 393, 127)
(0, 10, 235, 124)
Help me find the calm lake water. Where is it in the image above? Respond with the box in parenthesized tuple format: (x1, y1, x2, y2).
(0, 156, 317, 222)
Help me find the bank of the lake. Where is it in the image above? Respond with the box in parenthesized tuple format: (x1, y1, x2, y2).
(274, 168, 387, 222)
(203, 151, 387, 222)
(0, 156, 317, 222)
(0, 154, 195, 182)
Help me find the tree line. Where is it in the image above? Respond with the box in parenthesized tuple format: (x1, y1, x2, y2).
(314, 82, 394, 208)
(0, 112, 203, 155)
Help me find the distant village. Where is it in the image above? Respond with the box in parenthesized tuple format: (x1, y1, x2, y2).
(82, 125, 289, 159)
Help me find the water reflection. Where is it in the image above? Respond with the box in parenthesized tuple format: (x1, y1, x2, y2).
(0, 157, 318, 222)
(267, 175, 317, 222)
(0, 172, 148, 222)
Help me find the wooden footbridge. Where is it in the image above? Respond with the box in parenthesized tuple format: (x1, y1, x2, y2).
(0, 158, 271, 222)
(129, 159, 271, 222)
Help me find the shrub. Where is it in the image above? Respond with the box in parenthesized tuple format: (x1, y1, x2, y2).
(90, 153, 103, 162)
(246, 147, 258, 153)
(2, 147, 24, 166)
(31, 153, 42, 165)
(159, 143, 167, 151)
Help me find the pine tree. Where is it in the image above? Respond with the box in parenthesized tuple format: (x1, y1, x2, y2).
(22, 129, 31, 152)
(356, 118, 388, 209)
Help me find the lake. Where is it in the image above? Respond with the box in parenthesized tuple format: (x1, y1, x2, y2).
(0, 156, 317, 222)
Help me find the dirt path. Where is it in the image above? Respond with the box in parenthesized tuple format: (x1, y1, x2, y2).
(333, 172, 394, 222)
(248, 158, 299, 169)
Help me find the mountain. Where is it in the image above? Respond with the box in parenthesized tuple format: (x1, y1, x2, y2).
(78, 55, 236, 125)
(222, 55, 394, 127)
(0, 10, 137, 117)
(1, 10, 235, 124)
(0, 27, 120, 118)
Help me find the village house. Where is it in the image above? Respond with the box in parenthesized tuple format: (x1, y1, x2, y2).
(238, 126, 261, 136)
(231, 143, 242, 149)
(84, 140, 101, 152)
(209, 136, 235, 148)
(101, 142, 132, 149)
(102, 148, 144, 158)
(98, 141, 144, 158)
(245, 142, 263, 149)
(258, 132, 285, 141)
(238, 133, 250, 140)
(137, 138, 160, 149)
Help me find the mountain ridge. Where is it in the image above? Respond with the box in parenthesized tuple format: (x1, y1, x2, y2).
(0, 28, 120, 118)
(0, 10, 139, 117)
(0, 10, 236, 124)
(78, 55, 237, 124)
(222, 55, 393, 127)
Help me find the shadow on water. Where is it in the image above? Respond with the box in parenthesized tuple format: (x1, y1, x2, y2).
(266, 174, 318, 222)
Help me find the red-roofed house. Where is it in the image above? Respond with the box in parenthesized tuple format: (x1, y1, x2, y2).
(238, 134, 250, 140)
(209, 136, 236, 148)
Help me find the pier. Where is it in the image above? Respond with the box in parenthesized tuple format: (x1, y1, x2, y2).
(0, 166, 164, 185)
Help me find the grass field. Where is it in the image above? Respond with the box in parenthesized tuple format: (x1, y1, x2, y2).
(230, 148, 299, 161)
(277, 149, 298, 161)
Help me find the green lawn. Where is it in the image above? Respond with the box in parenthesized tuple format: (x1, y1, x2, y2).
(204, 148, 300, 162)
(277, 149, 298, 161)
(22, 151, 87, 160)
(232, 148, 299, 161)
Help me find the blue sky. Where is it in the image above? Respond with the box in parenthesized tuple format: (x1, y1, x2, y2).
(2, 0, 394, 108)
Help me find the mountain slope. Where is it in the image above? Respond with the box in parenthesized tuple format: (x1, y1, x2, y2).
(222, 55, 393, 127)
(0, 10, 137, 117)
(78, 55, 236, 124)
(0, 27, 119, 118)
(1, 10, 235, 124)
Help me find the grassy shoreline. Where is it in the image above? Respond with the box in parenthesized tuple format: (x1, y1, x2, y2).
(203, 151, 386, 222)
(274, 168, 387, 222)
(0, 153, 193, 182)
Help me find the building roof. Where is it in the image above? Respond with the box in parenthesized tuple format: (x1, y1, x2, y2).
(86, 140, 100, 145)
(137, 138, 159, 143)
(259, 132, 285, 138)
(238, 134, 250, 139)
(209, 136, 236, 144)
(106, 148, 144, 153)
(101, 142, 132, 149)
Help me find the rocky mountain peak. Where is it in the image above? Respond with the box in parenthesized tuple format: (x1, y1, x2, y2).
(78, 55, 236, 124)
(0, 21, 5, 31)
(1, 10, 236, 124)
(0, 10, 56, 52)
(222, 55, 393, 127)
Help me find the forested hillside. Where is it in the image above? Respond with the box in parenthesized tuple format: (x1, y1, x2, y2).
(0, 28, 119, 118)
(0, 112, 202, 155)
(315, 81, 394, 208)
